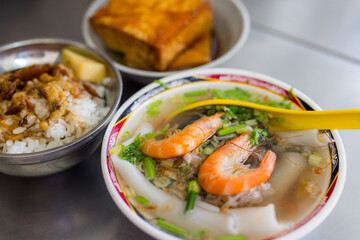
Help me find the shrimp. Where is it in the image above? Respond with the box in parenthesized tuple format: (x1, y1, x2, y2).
(198, 133, 276, 196)
(140, 112, 224, 159)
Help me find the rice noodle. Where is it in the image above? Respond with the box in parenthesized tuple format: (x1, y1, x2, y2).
(277, 130, 329, 148)
(113, 157, 239, 236)
(112, 156, 288, 238)
(269, 152, 308, 200)
(228, 204, 289, 239)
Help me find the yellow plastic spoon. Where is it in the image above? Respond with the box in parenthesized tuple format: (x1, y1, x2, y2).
(167, 99, 360, 131)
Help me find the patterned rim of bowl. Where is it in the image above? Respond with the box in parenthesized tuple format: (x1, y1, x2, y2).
(101, 68, 346, 240)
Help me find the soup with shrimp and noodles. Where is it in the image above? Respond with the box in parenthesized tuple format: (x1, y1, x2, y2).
(110, 82, 332, 239)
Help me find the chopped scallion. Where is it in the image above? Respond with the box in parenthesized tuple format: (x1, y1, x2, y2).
(187, 180, 201, 194)
(135, 195, 149, 207)
(182, 96, 196, 104)
(184, 89, 208, 97)
(147, 99, 162, 109)
(188, 229, 209, 238)
(156, 219, 187, 237)
(146, 100, 162, 116)
(218, 124, 246, 135)
(250, 128, 268, 145)
(284, 87, 294, 100)
(118, 134, 145, 164)
(235, 126, 253, 134)
(144, 123, 169, 139)
(143, 157, 156, 179)
(120, 131, 130, 141)
(154, 80, 169, 90)
(213, 87, 251, 101)
(146, 109, 160, 116)
(184, 180, 201, 214)
(185, 192, 196, 215)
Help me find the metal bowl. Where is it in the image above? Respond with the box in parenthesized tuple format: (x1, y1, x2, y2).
(82, 0, 250, 84)
(0, 38, 122, 177)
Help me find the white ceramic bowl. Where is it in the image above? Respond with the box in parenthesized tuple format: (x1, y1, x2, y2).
(82, 0, 250, 84)
(101, 68, 346, 239)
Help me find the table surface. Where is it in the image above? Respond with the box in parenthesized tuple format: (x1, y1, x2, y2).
(1, 0, 359, 239)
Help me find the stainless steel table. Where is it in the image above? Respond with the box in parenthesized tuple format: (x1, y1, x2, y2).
(1, 0, 359, 239)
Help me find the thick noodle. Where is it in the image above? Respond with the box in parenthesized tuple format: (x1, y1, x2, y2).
(228, 204, 289, 239)
(269, 152, 308, 200)
(113, 158, 238, 236)
(276, 130, 329, 148)
(111, 122, 288, 238)
(113, 158, 288, 238)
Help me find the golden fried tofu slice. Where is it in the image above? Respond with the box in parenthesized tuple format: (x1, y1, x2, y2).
(89, 0, 213, 71)
(168, 31, 211, 70)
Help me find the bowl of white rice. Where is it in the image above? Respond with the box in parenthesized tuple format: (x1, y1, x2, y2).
(0, 38, 122, 177)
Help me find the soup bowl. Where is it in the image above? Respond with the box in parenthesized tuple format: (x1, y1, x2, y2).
(101, 68, 346, 239)
(0, 38, 122, 177)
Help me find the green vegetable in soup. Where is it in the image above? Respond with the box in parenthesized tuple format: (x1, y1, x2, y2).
(146, 108, 161, 116)
(146, 99, 162, 116)
(264, 99, 292, 109)
(187, 180, 201, 193)
(182, 95, 197, 104)
(213, 87, 251, 101)
(143, 157, 156, 179)
(218, 124, 246, 136)
(184, 180, 201, 214)
(118, 134, 145, 164)
(154, 80, 169, 90)
(284, 87, 294, 100)
(184, 89, 208, 97)
(135, 195, 150, 207)
(156, 218, 187, 237)
(144, 123, 169, 140)
(188, 229, 209, 238)
(156, 218, 211, 238)
(206, 105, 268, 125)
(250, 128, 268, 145)
(120, 131, 130, 141)
(235, 126, 253, 134)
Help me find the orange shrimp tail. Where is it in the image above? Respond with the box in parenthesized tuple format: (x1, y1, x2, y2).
(140, 112, 223, 159)
(237, 150, 276, 192)
(198, 140, 276, 196)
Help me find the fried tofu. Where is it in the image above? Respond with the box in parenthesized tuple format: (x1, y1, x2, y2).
(168, 31, 211, 70)
(89, 0, 213, 71)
